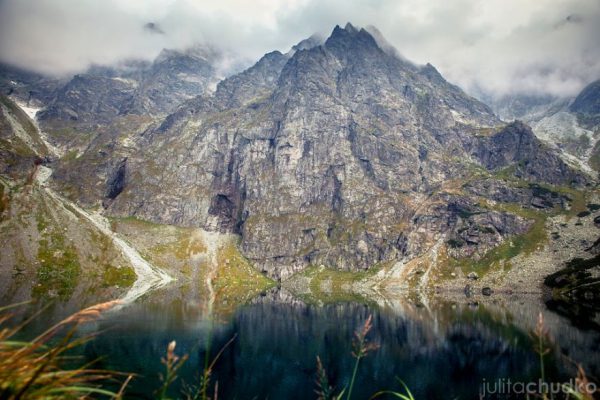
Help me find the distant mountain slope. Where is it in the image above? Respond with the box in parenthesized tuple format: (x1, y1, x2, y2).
(0, 95, 50, 179)
(485, 81, 600, 174)
(38, 47, 221, 127)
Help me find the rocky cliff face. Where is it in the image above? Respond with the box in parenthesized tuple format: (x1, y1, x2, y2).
(471, 121, 585, 185)
(0, 95, 49, 179)
(485, 81, 600, 174)
(570, 80, 600, 118)
(37, 47, 220, 129)
(0, 63, 63, 107)
(46, 23, 581, 279)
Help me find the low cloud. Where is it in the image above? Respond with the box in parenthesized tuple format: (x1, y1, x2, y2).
(0, 0, 598, 98)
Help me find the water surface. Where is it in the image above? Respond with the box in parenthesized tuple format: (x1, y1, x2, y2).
(66, 287, 600, 399)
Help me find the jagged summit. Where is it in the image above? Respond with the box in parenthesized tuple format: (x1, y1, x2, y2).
(344, 22, 359, 33)
(325, 23, 381, 52)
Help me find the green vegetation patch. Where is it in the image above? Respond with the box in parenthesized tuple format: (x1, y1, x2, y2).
(589, 139, 600, 172)
(33, 236, 81, 301)
(213, 241, 276, 315)
(296, 264, 383, 304)
(101, 264, 136, 288)
(111, 216, 208, 278)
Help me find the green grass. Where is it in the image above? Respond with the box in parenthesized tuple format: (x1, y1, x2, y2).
(110, 215, 161, 229)
(101, 264, 136, 288)
(111, 216, 208, 279)
(151, 234, 206, 262)
(62, 149, 80, 162)
(471, 125, 505, 137)
(294, 264, 384, 304)
(0, 301, 125, 400)
(33, 236, 81, 301)
(213, 241, 276, 315)
(589, 140, 600, 171)
(35, 210, 48, 232)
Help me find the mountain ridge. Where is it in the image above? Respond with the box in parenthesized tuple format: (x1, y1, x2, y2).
(0, 23, 594, 281)
(64, 23, 586, 278)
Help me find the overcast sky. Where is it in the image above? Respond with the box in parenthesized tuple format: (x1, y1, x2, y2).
(0, 0, 599, 98)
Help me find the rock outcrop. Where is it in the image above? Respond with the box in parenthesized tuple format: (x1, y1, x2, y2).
(472, 121, 586, 185)
(485, 80, 600, 173)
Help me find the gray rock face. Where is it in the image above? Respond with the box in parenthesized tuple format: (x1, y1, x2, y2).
(570, 80, 600, 116)
(39, 73, 137, 124)
(43, 24, 589, 279)
(0, 95, 48, 179)
(124, 48, 219, 115)
(483, 81, 600, 173)
(465, 179, 570, 209)
(37, 47, 221, 134)
(0, 63, 62, 107)
(471, 121, 585, 185)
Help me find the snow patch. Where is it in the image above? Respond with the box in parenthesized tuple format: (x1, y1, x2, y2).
(16, 102, 41, 120)
(11, 98, 63, 158)
(111, 77, 138, 87)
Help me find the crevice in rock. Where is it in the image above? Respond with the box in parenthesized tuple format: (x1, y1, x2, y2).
(105, 158, 127, 200)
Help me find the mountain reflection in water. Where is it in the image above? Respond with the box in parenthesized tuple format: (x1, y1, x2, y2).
(70, 287, 600, 399)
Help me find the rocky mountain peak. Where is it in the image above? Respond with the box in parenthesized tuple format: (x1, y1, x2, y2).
(324, 23, 382, 56)
(420, 63, 444, 82)
(344, 22, 359, 33)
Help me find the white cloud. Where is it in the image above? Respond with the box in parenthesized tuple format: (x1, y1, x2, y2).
(0, 0, 598, 97)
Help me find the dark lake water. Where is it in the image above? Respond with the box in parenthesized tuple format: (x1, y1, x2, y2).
(42, 287, 596, 400)
(7, 286, 600, 399)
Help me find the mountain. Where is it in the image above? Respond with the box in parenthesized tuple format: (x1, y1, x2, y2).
(485, 81, 600, 174)
(38, 47, 221, 126)
(0, 95, 49, 178)
(38, 23, 586, 280)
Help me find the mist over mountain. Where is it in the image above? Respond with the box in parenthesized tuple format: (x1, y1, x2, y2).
(1, 0, 599, 101)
